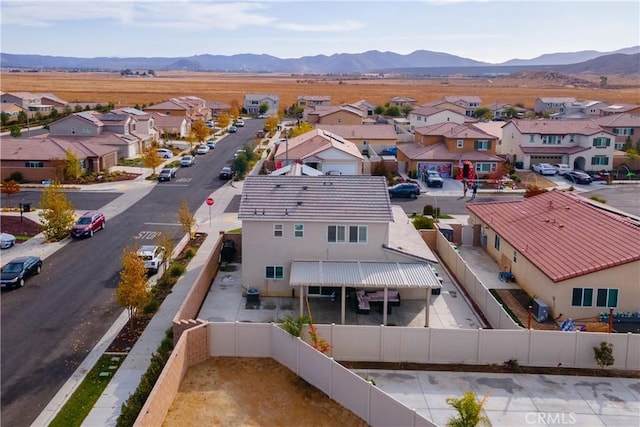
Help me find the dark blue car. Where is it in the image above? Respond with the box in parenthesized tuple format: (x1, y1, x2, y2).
(388, 183, 421, 199)
(380, 147, 398, 156)
(1, 256, 42, 289)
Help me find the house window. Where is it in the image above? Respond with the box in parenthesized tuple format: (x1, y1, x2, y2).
(265, 266, 284, 280)
(614, 142, 625, 150)
(80, 159, 87, 169)
(349, 225, 367, 243)
(71, 127, 76, 134)
(613, 128, 634, 136)
(82, 126, 92, 134)
(571, 288, 594, 307)
(474, 140, 490, 150)
(457, 139, 464, 149)
(591, 156, 609, 166)
(25, 161, 44, 168)
(541, 135, 562, 145)
(596, 288, 618, 308)
(569, 134, 575, 143)
(494, 235, 500, 250)
(475, 162, 497, 173)
(273, 224, 283, 238)
(529, 135, 535, 143)
(294, 224, 304, 238)
(327, 225, 346, 243)
(592, 137, 611, 148)
(513, 250, 517, 263)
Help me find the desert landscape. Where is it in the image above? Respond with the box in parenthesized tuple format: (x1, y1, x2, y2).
(1, 71, 639, 110)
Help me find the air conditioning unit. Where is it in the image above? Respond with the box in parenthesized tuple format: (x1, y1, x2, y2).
(481, 235, 487, 248)
(532, 298, 549, 323)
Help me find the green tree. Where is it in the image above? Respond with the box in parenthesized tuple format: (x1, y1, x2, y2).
(1, 180, 21, 209)
(0, 111, 9, 126)
(17, 110, 28, 124)
(63, 149, 82, 181)
(401, 105, 414, 117)
(49, 108, 59, 120)
(258, 102, 269, 115)
(446, 391, 490, 427)
(374, 105, 385, 115)
(386, 106, 401, 116)
(74, 104, 83, 112)
(10, 124, 21, 137)
(63, 105, 73, 116)
(142, 145, 163, 174)
(473, 107, 492, 119)
(232, 155, 249, 178)
(178, 199, 197, 239)
(116, 246, 149, 328)
(38, 180, 75, 241)
(503, 106, 518, 119)
(593, 341, 615, 369)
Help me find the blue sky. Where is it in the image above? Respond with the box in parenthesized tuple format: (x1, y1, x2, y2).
(1, 0, 638, 64)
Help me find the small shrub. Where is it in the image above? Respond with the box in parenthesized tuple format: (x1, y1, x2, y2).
(503, 358, 522, 373)
(5, 171, 25, 183)
(593, 341, 614, 369)
(142, 299, 160, 315)
(412, 215, 434, 230)
(280, 315, 311, 337)
(170, 264, 185, 277)
(423, 204, 434, 215)
(509, 173, 521, 183)
(589, 195, 606, 204)
(183, 248, 196, 260)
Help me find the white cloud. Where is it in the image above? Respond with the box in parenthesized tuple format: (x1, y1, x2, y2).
(1, 1, 135, 27)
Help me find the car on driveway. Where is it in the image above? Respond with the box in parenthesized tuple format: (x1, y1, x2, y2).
(219, 166, 234, 180)
(1, 256, 42, 288)
(564, 170, 592, 184)
(137, 245, 165, 274)
(425, 170, 444, 188)
(181, 155, 196, 167)
(71, 210, 106, 238)
(1, 233, 16, 249)
(196, 145, 210, 155)
(552, 163, 571, 176)
(158, 167, 177, 182)
(532, 163, 557, 175)
(388, 182, 421, 199)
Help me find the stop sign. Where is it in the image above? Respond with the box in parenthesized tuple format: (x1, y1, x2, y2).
(206, 197, 214, 206)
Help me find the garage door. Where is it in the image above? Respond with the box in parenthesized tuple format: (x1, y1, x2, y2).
(530, 156, 563, 164)
(417, 162, 453, 178)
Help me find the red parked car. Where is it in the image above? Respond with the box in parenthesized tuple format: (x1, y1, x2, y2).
(71, 211, 106, 238)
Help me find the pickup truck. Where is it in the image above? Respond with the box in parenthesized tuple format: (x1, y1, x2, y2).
(425, 170, 444, 188)
(158, 167, 177, 182)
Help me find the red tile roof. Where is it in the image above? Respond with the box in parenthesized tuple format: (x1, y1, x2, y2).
(467, 191, 640, 282)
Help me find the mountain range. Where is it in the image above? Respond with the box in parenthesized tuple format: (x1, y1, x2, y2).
(1, 46, 638, 75)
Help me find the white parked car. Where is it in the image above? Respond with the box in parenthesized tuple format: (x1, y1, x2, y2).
(137, 245, 166, 274)
(552, 164, 571, 175)
(196, 145, 210, 155)
(235, 119, 245, 127)
(1, 233, 16, 249)
(156, 148, 172, 159)
(532, 163, 557, 176)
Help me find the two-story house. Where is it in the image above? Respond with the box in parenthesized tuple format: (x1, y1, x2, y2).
(398, 122, 503, 179)
(238, 175, 441, 324)
(467, 190, 640, 321)
(273, 128, 364, 175)
(594, 113, 640, 149)
(388, 96, 417, 108)
(0, 91, 68, 116)
(244, 93, 279, 116)
(144, 96, 210, 121)
(549, 100, 610, 120)
(443, 96, 482, 117)
(534, 97, 577, 116)
(501, 119, 616, 171)
(315, 124, 397, 156)
(297, 95, 331, 107)
(408, 105, 469, 131)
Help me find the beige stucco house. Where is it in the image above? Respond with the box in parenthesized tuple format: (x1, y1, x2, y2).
(305, 105, 368, 126)
(408, 105, 469, 131)
(315, 123, 397, 155)
(594, 113, 640, 150)
(466, 190, 640, 321)
(501, 119, 616, 170)
(237, 175, 441, 324)
(297, 95, 331, 107)
(273, 128, 364, 175)
(244, 94, 279, 116)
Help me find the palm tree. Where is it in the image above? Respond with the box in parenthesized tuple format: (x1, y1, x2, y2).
(446, 391, 491, 427)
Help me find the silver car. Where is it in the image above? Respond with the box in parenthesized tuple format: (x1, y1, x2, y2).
(180, 155, 196, 167)
(1, 233, 16, 249)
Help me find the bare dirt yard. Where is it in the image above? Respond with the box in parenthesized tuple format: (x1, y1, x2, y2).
(2, 71, 639, 111)
(163, 357, 366, 427)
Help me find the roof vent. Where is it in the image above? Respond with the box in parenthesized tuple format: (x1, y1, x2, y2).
(254, 209, 257, 215)
(297, 201, 303, 206)
(275, 184, 281, 188)
(548, 200, 553, 209)
(303, 186, 308, 190)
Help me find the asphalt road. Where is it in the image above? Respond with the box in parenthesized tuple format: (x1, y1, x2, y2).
(0, 119, 264, 426)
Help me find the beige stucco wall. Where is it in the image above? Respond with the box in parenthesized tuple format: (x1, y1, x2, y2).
(472, 213, 640, 321)
(241, 220, 394, 296)
(318, 111, 363, 125)
(49, 115, 100, 136)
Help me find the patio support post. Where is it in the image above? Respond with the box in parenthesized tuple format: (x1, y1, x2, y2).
(383, 287, 389, 326)
(341, 286, 346, 325)
(299, 286, 305, 316)
(424, 288, 431, 327)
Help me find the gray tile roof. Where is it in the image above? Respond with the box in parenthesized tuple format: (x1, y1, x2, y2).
(238, 175, 393, 222)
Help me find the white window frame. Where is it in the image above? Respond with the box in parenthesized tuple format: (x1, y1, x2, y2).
(327, 225, 346, 243)
(273, 224, 283, 238)
(348, 225, 367, 243)
(457, 139, 464, 149)
(265, 265, 284, 280)
(294, 224, 304, 238)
